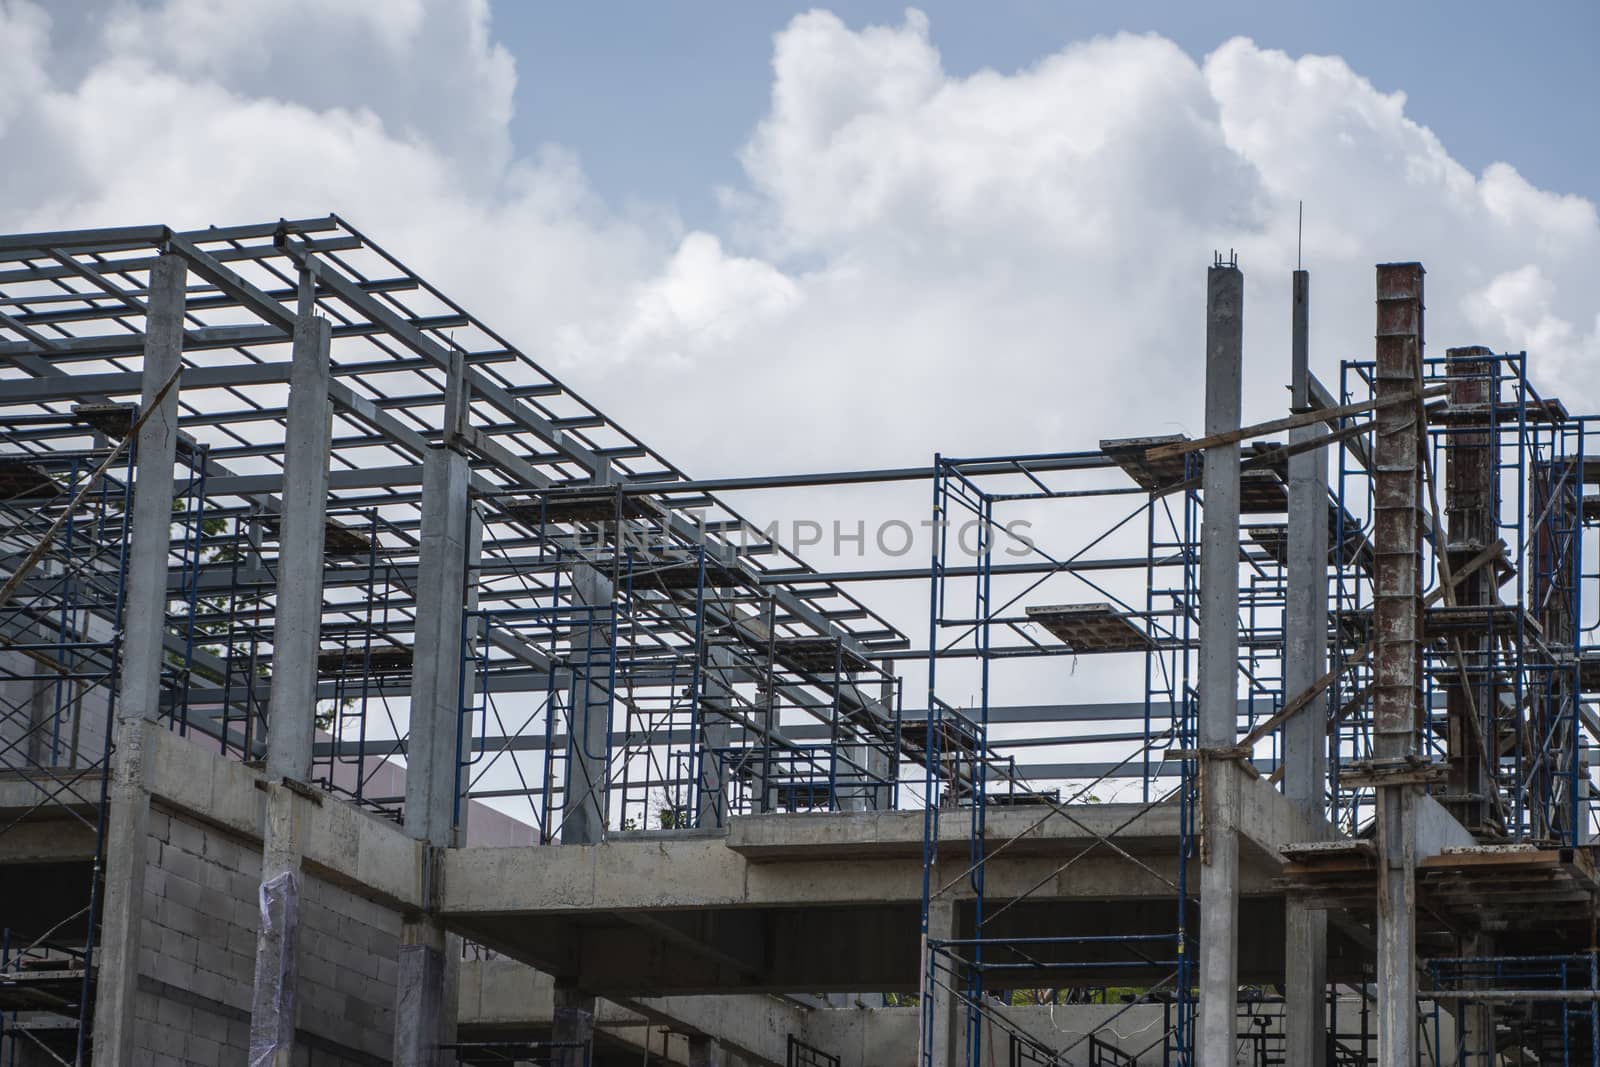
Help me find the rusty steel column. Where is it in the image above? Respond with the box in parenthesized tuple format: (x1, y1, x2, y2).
(1372, 262, 1426, 1067)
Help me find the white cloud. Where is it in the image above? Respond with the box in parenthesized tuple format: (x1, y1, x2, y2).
(97, 0, 515, 175)
(615, 232, 802, 370)
(2, 0, 1597, 574)
(1463, 265, 1600, 394)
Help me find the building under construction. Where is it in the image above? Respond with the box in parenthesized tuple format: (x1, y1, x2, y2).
(1, 218, 1598, 1066)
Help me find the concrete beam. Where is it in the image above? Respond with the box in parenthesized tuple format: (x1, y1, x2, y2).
(141, 725, 425, 910)
(440, 805, 1293, 917)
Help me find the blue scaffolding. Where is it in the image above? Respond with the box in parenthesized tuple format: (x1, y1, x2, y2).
(917, 452, 1203, 1066)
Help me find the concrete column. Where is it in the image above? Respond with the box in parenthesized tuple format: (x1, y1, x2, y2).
(263, 280, 332, 782)
(395, 444, 471, 1067)
(1197, 259, 1244, 1066)
(918, 896, 960, 1067)
(688, 1035, 727, 1067)
(1372, 262, 1426, 1067)
(840, 730, 888, 813)
(25, 670, 54, 766)
(552, 981, 597, 1067)
(698, 644, 736, 828)
(396, 918, 448, 1067)
(1283, 270, 1330, 1066)
(1458, 932, 1495, 1064)
(404, 445, 472, 848)
(246, 784, 306, 1065)
(546, 564, 613, 1066)
(563, 564, 614, 844)
(248, 276, 332, 1065)
(871, 675, 897, 811)
(91, 252, 186, 1066)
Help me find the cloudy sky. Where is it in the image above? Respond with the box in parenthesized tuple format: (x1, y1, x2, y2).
(5, 0, 1595, 477)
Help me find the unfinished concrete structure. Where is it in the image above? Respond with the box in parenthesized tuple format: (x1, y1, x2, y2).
(1, 218, 1598, 1066)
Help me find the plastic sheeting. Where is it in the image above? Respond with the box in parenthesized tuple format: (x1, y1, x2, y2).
(551, 994, 596, 1067)
(247, 870, 299, 1067)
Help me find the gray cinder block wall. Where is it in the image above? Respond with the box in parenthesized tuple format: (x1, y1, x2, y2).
(131, 805, 399, 1065)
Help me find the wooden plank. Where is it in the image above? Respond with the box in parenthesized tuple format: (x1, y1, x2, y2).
(1144, 384, 1450, 461)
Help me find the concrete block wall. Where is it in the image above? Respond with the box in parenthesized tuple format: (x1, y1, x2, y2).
(134, 804, 260, 1063)
(295, 872, 400, 1063)
(131, 804, 400, 1066)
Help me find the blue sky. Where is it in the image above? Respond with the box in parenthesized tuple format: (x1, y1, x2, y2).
(493, 2, 1599, 228)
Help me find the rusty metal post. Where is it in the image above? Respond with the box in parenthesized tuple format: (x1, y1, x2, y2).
(1372, 262, 1426, 1067)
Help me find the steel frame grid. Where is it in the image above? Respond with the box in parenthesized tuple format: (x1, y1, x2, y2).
(460, 476, 911, 838)
(0, 219, 917, 842)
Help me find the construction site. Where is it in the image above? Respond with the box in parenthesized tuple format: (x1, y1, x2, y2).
(1, 216, 1598, 1067)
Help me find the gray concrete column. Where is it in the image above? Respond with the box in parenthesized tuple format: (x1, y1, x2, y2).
(1458, 932, 1495, 1065)
(395, 918, 448, 1067)
(91, 252, 186, 1066)
(395, 444, 472, 1067)
(1283, 269, 1330, 1066)
(1372, 262, 1426, 1067)
(698, 643, 736, 829)
(869, 675, 897, 811)
(563, 564, 614, 844)
(688, 1034, 726, 1067)
(24, 670, 54, 766)
(246, 784, 305, 1066)
(404, 445, 472, 847)
(547, 564, 612, 1067)
(918, 896, 960, 1067)
(248, 277, 332, 1065)
(263, 282, 332, 781)
(1197, 259, 1244, 1066)
(552, 981, 597, 1067)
